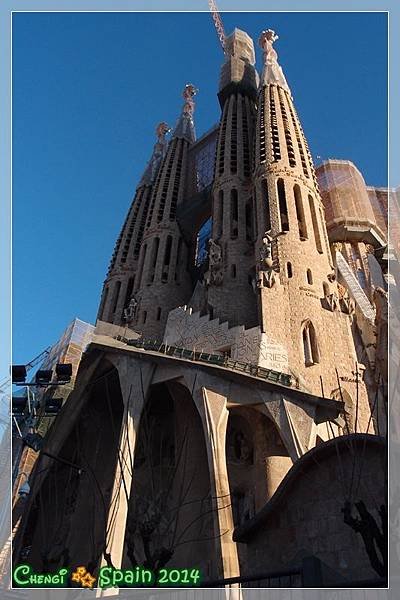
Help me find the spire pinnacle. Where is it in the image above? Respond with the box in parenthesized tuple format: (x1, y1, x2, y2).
(173, 83, 198, 143)
(139, 122, 170, 186)
(259, 29, 291, 95)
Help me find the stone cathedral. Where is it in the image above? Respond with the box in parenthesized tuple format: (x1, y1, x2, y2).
(14, 27, 388, 588)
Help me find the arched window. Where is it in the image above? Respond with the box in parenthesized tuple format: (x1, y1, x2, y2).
(306, 269, 313, 285)
(277, 179, 289, 232)
(287, 262, 293, 278)
(302, 321, 319, 366)
(294, 184, 307, 240)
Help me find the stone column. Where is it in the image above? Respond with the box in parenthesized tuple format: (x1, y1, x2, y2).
(194, 385, 240, 580)
(96, 356, 154, 597)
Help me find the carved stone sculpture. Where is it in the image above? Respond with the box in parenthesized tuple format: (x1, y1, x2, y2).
(205, 238, 223, 286)
(257, 231, 277, 288)
(123, 296, 138, 322)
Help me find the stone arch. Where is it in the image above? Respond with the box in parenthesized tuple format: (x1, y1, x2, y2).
(17, 358, 125, 573)
(123, 380, 216, 574)
(301, 319, 320, 366)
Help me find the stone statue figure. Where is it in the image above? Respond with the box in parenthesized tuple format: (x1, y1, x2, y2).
(205, 238, 223, 286)
(208, 238, 222, 266)
(123, 296, 138, 322)
(257, 231, 276, 288)
(182, 83, 198, 117)
(156, 122, 170, 141)
(258, 29, 291, 93)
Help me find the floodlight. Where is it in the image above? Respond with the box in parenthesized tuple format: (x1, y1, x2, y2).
(45, 397, 63, 415)
(55, 363, 72, 382)
(12, 396, 28, 415)
(35, 370, 53, 385)
(12, 365, 27, 384)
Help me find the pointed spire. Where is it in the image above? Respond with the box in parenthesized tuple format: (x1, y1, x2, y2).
(139, 122, 170, 186)
(172, 83, 198, 143)
(259, 29, 291, 95)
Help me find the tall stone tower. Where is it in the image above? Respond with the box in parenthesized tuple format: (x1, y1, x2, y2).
(129, 85, 197, 338)
(253, 29, 367, 408)
(206, 29, 259, 328)
(97, 123, 169, 326)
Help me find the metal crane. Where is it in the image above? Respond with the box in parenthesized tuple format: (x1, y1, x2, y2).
(208, 0, 226, 53)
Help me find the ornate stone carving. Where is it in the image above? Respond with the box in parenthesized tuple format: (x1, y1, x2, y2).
(205, 238, 223, 286)
(257, 232, 277, 289)
(340, 294, 356, 315)
(123, 296, 138, 322)
(332, 242, 343, 253)
(182, 83, 198, 117)
(365, 244, 375, 255)
(258, 29, 291, 94)
(327, 270, 336, 283)
(325, 292, 340, 312)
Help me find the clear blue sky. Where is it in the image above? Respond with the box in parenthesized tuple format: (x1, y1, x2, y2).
(12, 11, 388, 365)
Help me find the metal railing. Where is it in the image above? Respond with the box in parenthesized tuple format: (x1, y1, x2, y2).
(118, 337, 293, 388)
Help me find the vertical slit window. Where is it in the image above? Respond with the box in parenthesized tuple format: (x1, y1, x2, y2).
(306, 269, 313, 285)
(148, 237, 160, 283)
(277, 179, 289, 232)
(287, 262, 293, 278)
(142, 310, 147, 324)
(112, 281, 121, 314)
(156, 307, 162, 321)
(230, 189, 239, 239)
(269, 86, 281, 161)
(309, 195, 323, 253)
(230, 96, 238, 174)
(123, 277, 135, 313)
(99, 286, 109, 319)
(217, 190, 224, 238)
(259, 87, 266, 164)
(302, 321, 319, 366)
(138, 243, 147, 289)
(262, 179, 271, 231)
(175, 238, 183, 282)
(278, 88, 296, 167)
(294, 185, 307, 240)
(231, 264, 237, 279)
(245, 201, 253, 241)
(218, 103, 229, 175)
(162, 235, 173, 282)
(242, 96, 251, 177)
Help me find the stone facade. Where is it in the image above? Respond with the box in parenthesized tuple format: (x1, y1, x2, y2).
(16, 22, 387, 589)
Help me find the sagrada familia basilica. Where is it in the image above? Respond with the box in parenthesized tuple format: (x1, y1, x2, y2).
(12, 22, 391, 589)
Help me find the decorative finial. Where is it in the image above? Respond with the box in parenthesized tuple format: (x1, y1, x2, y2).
(182, 83, 198, 117)
(156, 122, 171, 141)
(258, 29, 291, 95)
